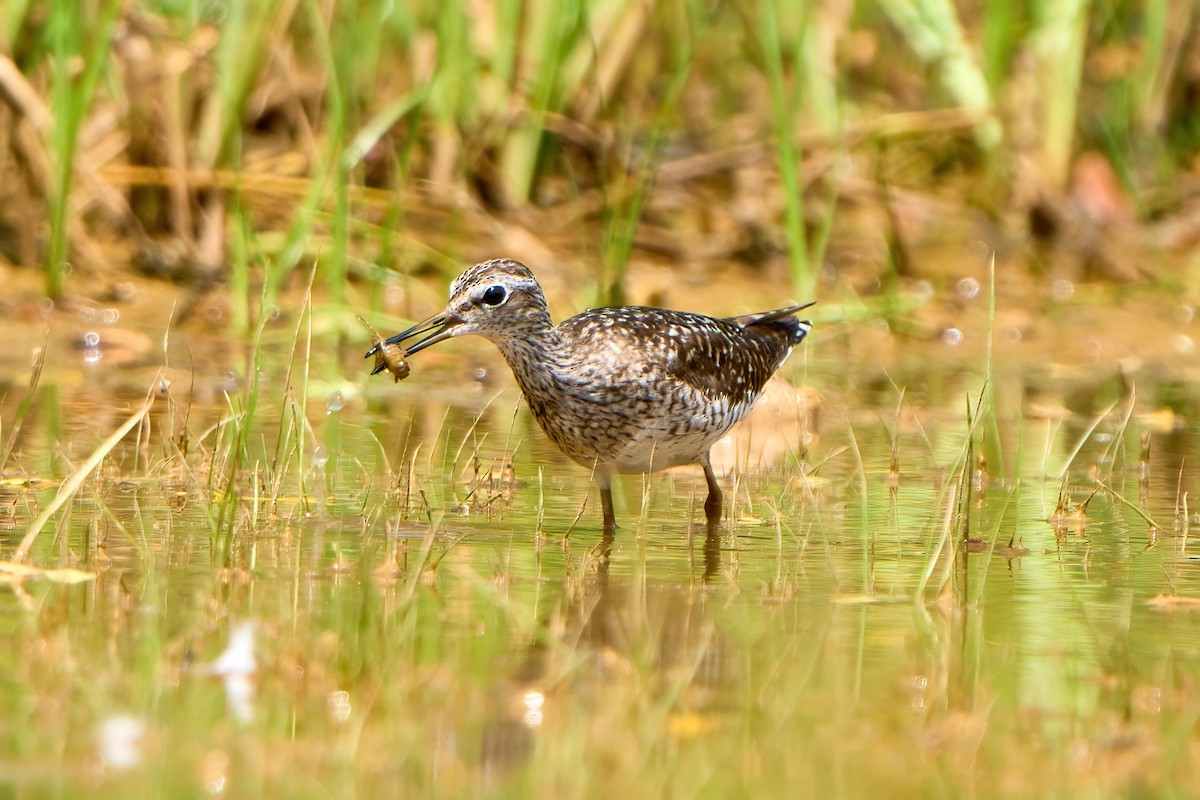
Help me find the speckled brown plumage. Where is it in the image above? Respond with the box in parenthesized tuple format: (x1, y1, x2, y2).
(367, 258, 813, 533)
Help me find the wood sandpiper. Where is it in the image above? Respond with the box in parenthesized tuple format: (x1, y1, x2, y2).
(367, 258, 813, 535)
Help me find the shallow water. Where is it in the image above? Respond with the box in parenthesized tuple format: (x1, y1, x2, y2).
(3, 273, 1200, 797)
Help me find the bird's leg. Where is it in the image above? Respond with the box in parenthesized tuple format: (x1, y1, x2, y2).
(702, 526, 721, 583)
(597, 473, 617, 536)
(699, 453, 722, 532)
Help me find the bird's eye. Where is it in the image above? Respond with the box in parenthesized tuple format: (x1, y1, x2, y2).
(481, 285, 507, 306)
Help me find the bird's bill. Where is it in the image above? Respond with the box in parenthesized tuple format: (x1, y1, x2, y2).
(364, 311, 463, 360)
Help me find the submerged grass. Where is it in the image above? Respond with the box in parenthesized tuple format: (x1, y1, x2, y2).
(0, 335, 45, 473)
(14, 386, 155, 563)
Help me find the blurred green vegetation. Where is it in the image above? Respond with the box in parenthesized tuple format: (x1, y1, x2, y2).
(0, 0, 1196, 311)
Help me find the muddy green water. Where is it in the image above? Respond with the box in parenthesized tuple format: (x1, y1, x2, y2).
(2, 285, 1200, 798)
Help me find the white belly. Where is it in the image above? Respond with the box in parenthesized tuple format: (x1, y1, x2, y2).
(605, 428, 729, 473)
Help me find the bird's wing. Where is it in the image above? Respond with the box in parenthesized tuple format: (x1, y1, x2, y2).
(666, 318, 781, 404)
(558, 305, 808, 405)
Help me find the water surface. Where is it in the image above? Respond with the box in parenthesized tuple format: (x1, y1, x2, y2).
(2, 273, 1200, 798)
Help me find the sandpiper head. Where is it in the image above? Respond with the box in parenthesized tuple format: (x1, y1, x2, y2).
(366, 258, 550, 358)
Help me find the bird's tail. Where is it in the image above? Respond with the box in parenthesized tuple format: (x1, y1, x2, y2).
(732, 301, 815, 344)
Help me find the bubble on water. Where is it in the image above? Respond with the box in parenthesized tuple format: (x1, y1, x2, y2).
(111, 281, 136, 302)
(97, 714, 146, 769)
(474, 368, 488, 384)
(82, 331, 102, 366)
(199, 750, 230, 795)
(312, 445, 328, 469)
(1070, 740, 1094, 772)
(833, 151, 853, 178)
(328, 690, 351, 724)
(942, 328, 964, 346)
(966, 239, 992, 259)
(914, 280, 934, 301)
(79, 307, 97, 323)
(523, 690, 545, 728)
(1051, 278, 1074, 302)
(211, 623, 256, 678)
(1135, 686, 1162, 715)
(210, 623, 257, 725)
(326, 390, 345, 415)
(102, 308, 120, 325)
(1173, 334, 1195, 356)
(1177, 305, 1195, 325)
(224, 675, 254, 724)
(956, 277, 980, 301)
(1006, 327, 1023, 343)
